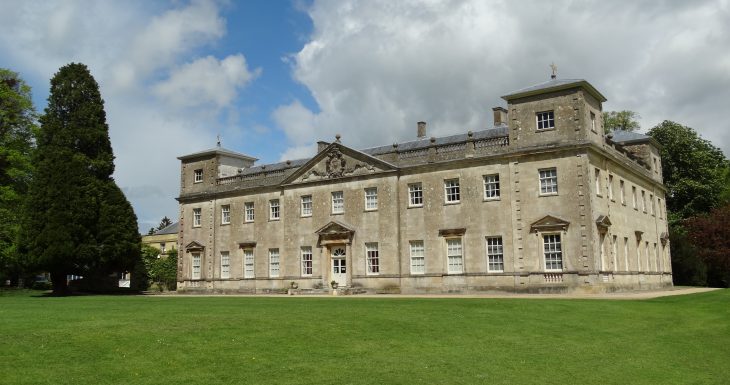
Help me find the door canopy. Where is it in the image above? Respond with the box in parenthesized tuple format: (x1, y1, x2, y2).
(315, 221, 355, 246)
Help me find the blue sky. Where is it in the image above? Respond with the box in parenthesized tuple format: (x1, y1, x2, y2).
(2, 0, 729, 232)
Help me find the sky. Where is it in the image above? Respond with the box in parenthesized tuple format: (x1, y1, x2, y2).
(1, 0, 729, 233)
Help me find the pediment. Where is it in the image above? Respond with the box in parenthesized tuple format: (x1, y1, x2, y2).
(315, 220, 355, 247)
(530, 215, 570, 233)
(315, 220, 355, 235)
(185, 241, 205, 251)
(282, 143, 397, 185)
(595, 215, 612, 233)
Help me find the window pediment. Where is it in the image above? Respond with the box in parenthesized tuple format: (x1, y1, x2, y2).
(530, 215, 570, 233)
(185, 241, 205, 252)
(595, 215, 612, 233)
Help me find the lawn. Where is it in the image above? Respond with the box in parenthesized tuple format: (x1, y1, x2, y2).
(1, 290, 729, 385)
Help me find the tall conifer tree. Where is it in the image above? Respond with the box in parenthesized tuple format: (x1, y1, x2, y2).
(21, 63, 140, 294)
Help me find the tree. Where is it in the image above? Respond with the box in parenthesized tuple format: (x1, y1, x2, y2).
(686, 204, 730, 287)
(603, 110, 640, 133)
(157, 216, 173, 231)
(0, 69, 36, 285)
(20, 63, 140, 295)
(648, 120, 728, 221)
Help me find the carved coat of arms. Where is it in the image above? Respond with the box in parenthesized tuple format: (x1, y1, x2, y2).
(326, 149, 346, 178)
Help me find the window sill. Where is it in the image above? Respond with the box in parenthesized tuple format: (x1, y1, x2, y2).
(331, 212, 344, 216)
(444, 201, 461, 206)
(364, 209, 378, 212)
(244, 220, 254, 224)
(596, 194, 603, 198)
(539, 193, 559, 197)
(408, 204, 424, 209)
(269, 218, 280, 222)
(536, 127, 556, 132)
(192, 225, 201, 228)
(220, 222, 230, 226)
(487, 270, 505, 274)
(301, 214, 312, 218)
(483, 197, 501, 202)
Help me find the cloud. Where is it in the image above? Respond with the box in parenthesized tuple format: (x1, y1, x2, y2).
(0, 0, 258, 232)
(153, 55, 261, 109)
(278, 0, 730, 157)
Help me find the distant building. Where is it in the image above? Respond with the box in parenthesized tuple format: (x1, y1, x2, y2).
(175, 77, 671, 294)
(142, 222, 179, 257)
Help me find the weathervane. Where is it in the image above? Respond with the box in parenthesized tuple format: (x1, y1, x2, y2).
(216, 134, 221, 147)
(550, 63, 557, 79)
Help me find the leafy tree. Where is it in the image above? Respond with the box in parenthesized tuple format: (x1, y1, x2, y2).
(157, 216, 173, 231)
(603, 110, 640, 133)
(141, 245, 177, 291)
(20, 63, 140, 295)
(147, 228, 156, 235)
(686, 204, 730, 287)
(648, 120, 729, 221)
(0, 69, 36, 285)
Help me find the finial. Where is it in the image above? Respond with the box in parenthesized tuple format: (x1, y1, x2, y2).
(335, 134, 341, 143)
(550, 63, 557, 79)
(216, 134, 221, 147)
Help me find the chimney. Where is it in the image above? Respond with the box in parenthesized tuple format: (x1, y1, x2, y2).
(317, 141, 329, 152)
(492, 107, 508, 127)
(417, 121, 427, 139)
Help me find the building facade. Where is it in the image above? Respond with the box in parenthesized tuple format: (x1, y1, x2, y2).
(142, 222, 179, 257)
(176, 78, 672, 294)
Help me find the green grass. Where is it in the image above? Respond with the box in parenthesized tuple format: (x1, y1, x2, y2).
(1, 290, 729, 385)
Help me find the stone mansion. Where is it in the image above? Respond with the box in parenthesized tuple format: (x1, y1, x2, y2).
(175, 77, 672, 294)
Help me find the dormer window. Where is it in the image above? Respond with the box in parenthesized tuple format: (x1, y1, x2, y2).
(536, 111, 555, 130)
(194, 169, 203, 183)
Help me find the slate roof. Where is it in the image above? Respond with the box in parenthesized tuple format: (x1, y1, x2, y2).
(154, 222, 179, 235)
(609, 130, 651, 143)
(178, 146, 258, 161)
(502, 78, 607, 102)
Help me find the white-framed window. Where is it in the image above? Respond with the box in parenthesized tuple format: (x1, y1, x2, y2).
(650, 193, 654, 215)
(331, 191, 344, 214)
(536, 110, 555, 130)
(608, 174, 614, 200)
(612, 235, 618, 271)
(543, 234, 563, 271)
(301, 246, 313, 276)
(446, 238, 463, 274)
(444, 179, 460, 203)
(594, 168, 601, 196)
(270, 199, 280, 220)
(408, 183, 423, 207)
(484, 174, 500, 200)
(221, 205, 231, 224)
(243, 249, 254, 278)
(641, 190, 646, 213)
(365, 188, 378, 210)
(194, 169, 203, 183)
(220, 251, 230, 279)
(590, 111, 596, 132)
(192, 252, 201, 279)
(366, 243, 379, 274)
(160, 243, 166, 254)
(192, 208, 201, 227)
(486, 236, 504, 272)
(409, 241, 425, 274)
(269, 249, 280, 277)
(632, 186, 637, 209)
(539, 168, 558, 195)
(301, 195, 312, 217)
(624, 237, 629, 271)
(636, 240, 642, 271)
(620, 180, 626, 205)
(645, 241, 650, 271)
(244, 202, 254, 222)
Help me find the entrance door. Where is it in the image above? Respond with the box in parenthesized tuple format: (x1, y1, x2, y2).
(331, 246, 347, 287)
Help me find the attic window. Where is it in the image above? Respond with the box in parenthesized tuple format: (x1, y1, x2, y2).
(194, 169, 203, 183)
(536, 111, 555, 130)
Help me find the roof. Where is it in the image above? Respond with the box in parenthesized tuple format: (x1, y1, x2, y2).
(177, 146, 258, 161)
(609, 130, 650, 143)
(154, 222, 179, 235)
(361, 124, 509, 156)
(502, 78, 607, 103)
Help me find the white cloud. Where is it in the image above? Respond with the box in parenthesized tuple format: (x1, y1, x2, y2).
(153, 55, 261, 109)
(0, 0, 258, 232)
(279, 0, 730, 157)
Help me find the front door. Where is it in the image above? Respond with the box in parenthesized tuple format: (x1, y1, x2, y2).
(330, 246, 347, 287)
